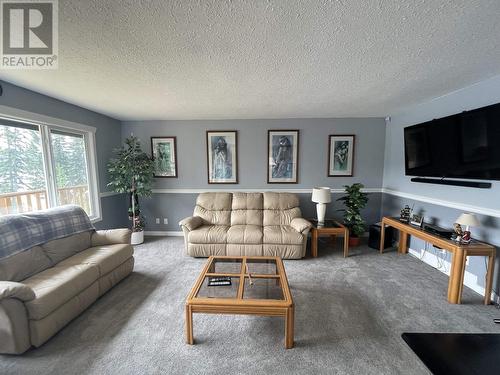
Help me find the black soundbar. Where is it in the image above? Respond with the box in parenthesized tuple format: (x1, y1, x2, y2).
(410, 177, 491, 189)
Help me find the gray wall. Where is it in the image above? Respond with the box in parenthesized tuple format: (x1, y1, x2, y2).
(122, 118, 386, 231)
(382, 74, 500, 297)
(0, 80, 128, 229)
(383, 74, 500, 206)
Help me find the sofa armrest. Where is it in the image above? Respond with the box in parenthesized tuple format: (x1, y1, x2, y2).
(0, 282, 35, 302)
(179, 216, 203, 232)
(290, 218, 312, 234)
(91, 229, 132, 246)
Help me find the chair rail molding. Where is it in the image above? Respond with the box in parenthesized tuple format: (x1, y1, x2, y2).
(99, 191, 122, 198)
(150, 187, 383, 194)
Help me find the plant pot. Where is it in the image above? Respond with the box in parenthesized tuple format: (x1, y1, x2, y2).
(131, 230, 144, 245)
(349, 236, 361, 247)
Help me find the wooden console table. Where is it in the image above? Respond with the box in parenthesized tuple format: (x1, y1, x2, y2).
(379, 216, 495, 305)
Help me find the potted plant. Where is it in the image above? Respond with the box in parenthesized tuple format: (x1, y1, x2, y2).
(107, 136, 154, 245)
(337, 183, 369, 246)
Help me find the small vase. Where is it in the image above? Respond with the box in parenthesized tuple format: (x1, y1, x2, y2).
(131, 230, 144, 245)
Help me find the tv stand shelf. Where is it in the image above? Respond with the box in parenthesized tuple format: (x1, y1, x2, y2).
(379, 216, 495, 305)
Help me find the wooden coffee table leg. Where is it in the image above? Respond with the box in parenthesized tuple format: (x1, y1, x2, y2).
(285, 307, 294, 349)
(186, 305, 193, 344)
(311, 229, 318, 257)
(448, 247, 465, 304)
(343, 229, 349, 258)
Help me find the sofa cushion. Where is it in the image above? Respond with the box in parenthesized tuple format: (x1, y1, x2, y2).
(187, 243, 226, 257)
(91, 229, 131, 246)
(263, 192, 299, 210)
(263, 192, 302, 226)
(263, 207, 302, 226)
(227, 225, 263, 244)
(232, 193, 263, 210)
(263, 244, 304, 259)
(231, 193, 263, 225)
(0, 246, 53, 282)
(42, 231, 92, 265)
(188, 225, 229, 244)
(231, 210, 263, 226)
(227, 244, 262, 256)
(29, 282, 99, 347)
(194, 193, 232, 225)
(23, 263, 99, 320)
(263, 225, 304, 245)
(58, 244, 134, 277)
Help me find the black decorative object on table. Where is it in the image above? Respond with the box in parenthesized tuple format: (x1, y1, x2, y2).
(208, 277, 232, 286)
(400, 205, 412, 223)
(410, 214, 424, 227)
(422, 223, 454, 239)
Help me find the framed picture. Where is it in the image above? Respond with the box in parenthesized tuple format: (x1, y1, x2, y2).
(151, 137, 178, 178)
(410, 214, 424, 227)
(206, 131, 238, 184)
(267, 130, 299, 183)
(328, 135, 355, 177)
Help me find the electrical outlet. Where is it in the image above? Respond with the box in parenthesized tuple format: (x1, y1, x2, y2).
(466, 257, 470, 266)
(163, 218, 168, 225)
(155, 218, 160, 224)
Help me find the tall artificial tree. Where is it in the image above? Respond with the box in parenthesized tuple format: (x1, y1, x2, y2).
(337, 183, 369, 238)
(107, 136, 154, 231)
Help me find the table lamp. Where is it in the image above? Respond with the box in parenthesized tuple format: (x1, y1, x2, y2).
(455, 213, 480, 244)
(312, 187, 331, 224)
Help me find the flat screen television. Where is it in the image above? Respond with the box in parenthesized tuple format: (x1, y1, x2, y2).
(404, 102, 500, 181)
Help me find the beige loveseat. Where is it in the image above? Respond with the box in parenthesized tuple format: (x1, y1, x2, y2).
(179, 192, 312, 259)
(0, 228, 133, 354)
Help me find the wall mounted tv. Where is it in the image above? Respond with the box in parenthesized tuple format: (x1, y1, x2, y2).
(404, 102, 500, 182)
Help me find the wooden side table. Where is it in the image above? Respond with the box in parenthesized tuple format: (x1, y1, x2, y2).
(309, 219, 350, 257)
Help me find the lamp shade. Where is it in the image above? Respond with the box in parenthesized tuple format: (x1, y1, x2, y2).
(312, 187, 331, 203)
(455, 213, 480, 227)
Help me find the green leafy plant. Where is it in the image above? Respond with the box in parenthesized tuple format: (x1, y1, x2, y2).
(107, 136, 154, 232)
(337, 183, 369, 237)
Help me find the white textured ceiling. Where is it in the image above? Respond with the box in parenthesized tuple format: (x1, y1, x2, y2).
(2, 0, 500, 120)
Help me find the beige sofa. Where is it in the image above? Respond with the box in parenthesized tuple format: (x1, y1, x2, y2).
(179, 192, 312, 259)
(0, 228, 133, 354)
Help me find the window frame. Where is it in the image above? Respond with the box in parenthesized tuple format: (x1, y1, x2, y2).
(0, 105, 102, 222)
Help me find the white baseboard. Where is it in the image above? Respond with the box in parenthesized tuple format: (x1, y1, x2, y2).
(144, 231, 183, 236)
(407, 246, 499, 303)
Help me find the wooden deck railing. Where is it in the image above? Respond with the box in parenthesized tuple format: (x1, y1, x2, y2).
(0, 185, 90, 215)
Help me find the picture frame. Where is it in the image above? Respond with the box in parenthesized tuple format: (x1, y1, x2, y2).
(267, 130, 299, 184)
(151, 137, 178, 178)
(206, 130, 238, 184)
(410, 214, 424, 227)
(328, 135, 355, 177)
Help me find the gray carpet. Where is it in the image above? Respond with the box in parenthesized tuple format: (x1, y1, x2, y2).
(2, 237, 500, 375)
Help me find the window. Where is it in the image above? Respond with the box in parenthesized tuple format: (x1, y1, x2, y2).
(0, 116, 101, 221)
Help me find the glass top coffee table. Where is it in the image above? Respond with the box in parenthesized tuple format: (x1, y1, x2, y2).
(185, 256, 294, 349)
